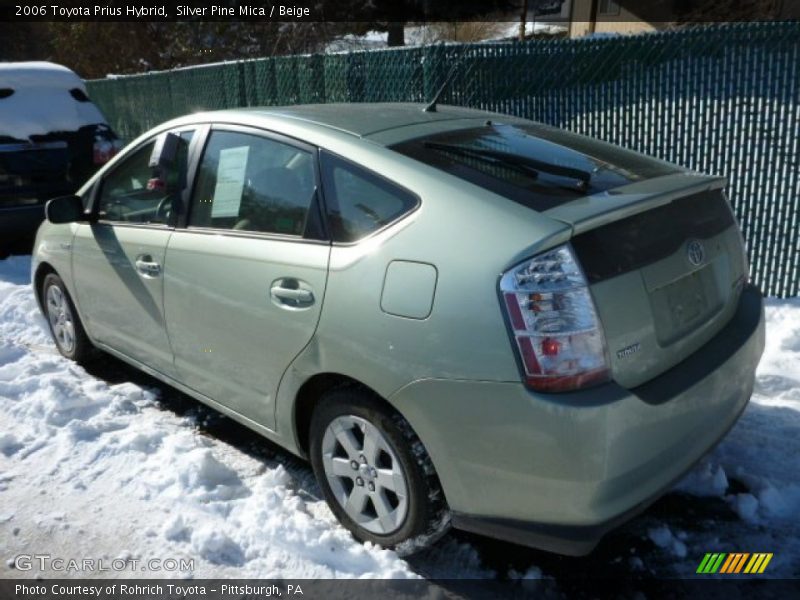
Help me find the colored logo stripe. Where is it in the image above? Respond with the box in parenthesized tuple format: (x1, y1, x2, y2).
(719, 553, 737, 573)
(744, 553, 773, 574)
(697, 552, 773, 574)
(733, 553, 751, 573)
(720, 553, 749, 573)
(697, 553, 726, 574)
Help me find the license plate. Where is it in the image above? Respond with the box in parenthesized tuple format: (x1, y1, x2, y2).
(665, 271, 709, 330)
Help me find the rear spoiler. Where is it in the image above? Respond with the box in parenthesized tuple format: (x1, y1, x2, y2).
(544, 173, 728, 235)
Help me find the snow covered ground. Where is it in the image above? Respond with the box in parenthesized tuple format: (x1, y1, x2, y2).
(0, 254, 798, 582)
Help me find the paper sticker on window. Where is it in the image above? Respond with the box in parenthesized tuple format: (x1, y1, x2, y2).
(211, 145, 249, 218)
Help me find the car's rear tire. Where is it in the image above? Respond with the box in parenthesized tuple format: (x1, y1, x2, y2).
(309, 387, 449, 555)
(41, 273, 95, 364)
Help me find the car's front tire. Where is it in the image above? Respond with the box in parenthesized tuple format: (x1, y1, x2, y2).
(41, 272, 94, 364)
(309, 387, 449, 555)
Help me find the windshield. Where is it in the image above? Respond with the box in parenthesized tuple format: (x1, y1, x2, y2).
(391, 123, 682, 211)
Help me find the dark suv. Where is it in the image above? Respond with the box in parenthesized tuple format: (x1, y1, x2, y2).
(0, 62, 119, 255)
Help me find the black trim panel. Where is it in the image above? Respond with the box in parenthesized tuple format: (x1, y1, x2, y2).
(571, 189, 736, 284)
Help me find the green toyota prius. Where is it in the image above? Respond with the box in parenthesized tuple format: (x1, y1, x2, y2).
(32, 103, 765, 555)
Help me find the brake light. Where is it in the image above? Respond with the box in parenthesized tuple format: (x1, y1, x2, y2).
(146, 177, 166, 191)
(93, 139, 122, 165)
(500, 244, 610, 392)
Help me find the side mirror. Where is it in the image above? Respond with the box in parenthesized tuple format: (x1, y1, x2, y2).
(149, 132, 181, 169)
(45, 195, 86, 224)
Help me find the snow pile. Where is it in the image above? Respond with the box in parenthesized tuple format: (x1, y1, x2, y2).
(678, 298, 800, 520)
(675, 460, 729, 497)
(728, 493, 760, 524)
(647, 526, 687, 558)
(0, 62, 107, 140)
(0, 256, 417, 578)
(509, 566, 544, 579)
(0, 351, 414, 576)
(655, 297, 800, 576)
(324, 21, 567, 53)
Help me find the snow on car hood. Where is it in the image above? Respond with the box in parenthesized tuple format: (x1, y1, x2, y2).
(0, 61, 107, 140)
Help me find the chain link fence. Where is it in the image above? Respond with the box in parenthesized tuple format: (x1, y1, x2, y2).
(86, 22, 800, 297)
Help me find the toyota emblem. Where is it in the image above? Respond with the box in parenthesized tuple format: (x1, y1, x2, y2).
(687, 239, 705, 266)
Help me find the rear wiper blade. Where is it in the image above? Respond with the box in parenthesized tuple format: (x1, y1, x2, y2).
(424, 141, 592, 189)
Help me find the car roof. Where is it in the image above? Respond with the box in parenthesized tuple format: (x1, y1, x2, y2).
(202, 103, 502, 140)
(0, 61, 107, 140)
(0, 61, 85, 89)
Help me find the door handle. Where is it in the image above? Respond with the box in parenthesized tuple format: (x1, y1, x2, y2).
(272, 287, 313, 302)
(135, 255, 162, 277)
(270, 278, 314, 308)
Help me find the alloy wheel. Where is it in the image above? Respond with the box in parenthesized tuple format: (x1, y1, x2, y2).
(321, 414, 409, 535)
(46, 284, 76, 354)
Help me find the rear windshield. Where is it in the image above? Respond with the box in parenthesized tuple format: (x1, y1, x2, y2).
(391, 123, 681, 211)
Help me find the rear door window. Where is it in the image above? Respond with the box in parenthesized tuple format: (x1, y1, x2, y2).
(188, 130, 316, 237)
(319, 151, 419, 243)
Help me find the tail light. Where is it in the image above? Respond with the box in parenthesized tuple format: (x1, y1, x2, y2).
(93, 138, 123, 165)
(723, 190, 751, 285)
(500, 244, 610, 392)
(146, 177, 166, 191)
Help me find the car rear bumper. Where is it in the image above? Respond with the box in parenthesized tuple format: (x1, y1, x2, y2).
(390, 285, 765, 555)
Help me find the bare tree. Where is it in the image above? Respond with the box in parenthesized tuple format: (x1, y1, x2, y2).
(520, 0, 529, 41)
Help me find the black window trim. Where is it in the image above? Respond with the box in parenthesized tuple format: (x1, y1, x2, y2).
(181, 122, 327, 244)
(318, 149, 422, 247)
